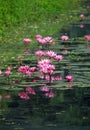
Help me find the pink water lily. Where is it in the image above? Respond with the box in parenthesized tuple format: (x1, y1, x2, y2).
(84, 35, 90, 41)
(25, 70, 32, 76)
(43, 36, 53, 43)
(66, 75, 73, 82)
(35, 50, 45, 57)
(23, 38, 32, 44)
(18, 92, 30, 99)
(45, 50, 56, 58)
(5, 70, 11, 76)
(36, 34, 42, 39)
(38, 59, 51, 65)
(0, 70, 3, 75)
(79, 14, 85, 19)
(38, 63, 55, 75)
(61, 35, 69, 41)
(18, 65, 29, 73)
(29, 67, 36, 72)
(54, 55, 63, 61)
(36, 35, 53, 44)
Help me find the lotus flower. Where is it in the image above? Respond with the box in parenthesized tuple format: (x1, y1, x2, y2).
(18, 92, 30, 99)
(79, 14, 85, 19)
(0, 70, 3, 75)
(23, 38, 32, 44)
(54, 55, 63, 61)
(5, 70, 11, 76)
(66, 75, 73, 82)
(61, 35, 69, 41)
(84, 35, 90, 41)
(35, 50, 45, 57)
(36, 34, 42, 39)
(45, 50, 56, 58)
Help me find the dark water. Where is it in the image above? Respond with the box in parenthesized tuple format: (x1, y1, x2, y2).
(0, 87, 90, 130)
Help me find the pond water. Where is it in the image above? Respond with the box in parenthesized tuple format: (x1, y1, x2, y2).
(0, 39, 90, 130)
(0, 16, 90, 130)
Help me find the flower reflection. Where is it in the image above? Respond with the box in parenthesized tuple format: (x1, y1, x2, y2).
(45, 92, 55, 98)
(5, 94, 11, 99)
(26, 86, 36, 95)
(40, 85, 51, 92)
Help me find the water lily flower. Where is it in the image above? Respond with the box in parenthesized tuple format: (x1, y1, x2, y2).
(38, 59, 51, 65)
(4, 70, 11, 76)
(84, 35, 90, 41)
(18, 92, 30, 99)
(36, 34, 42, 39)
(61, 35, 69, 41)
(35, 50, 45, 57)
(29, 67, 36, 72)
(79, 14, 85, 19)
(25, 70, 32, 76)
(36, 35, 53, 44)
(43, 36, 53, 43)
(23, 38, 32, 44)
(54, 55, 63, 61)
(0, 70, 3, 75)
(18, 65, 29, 74)
(66, 75, 73, 82)
(45, 50, 56, 58)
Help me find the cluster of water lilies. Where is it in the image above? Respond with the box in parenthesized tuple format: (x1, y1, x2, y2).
(0, 34, 74, 101)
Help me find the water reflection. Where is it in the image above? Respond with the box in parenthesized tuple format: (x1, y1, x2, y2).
(0, 87, 90, 130)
